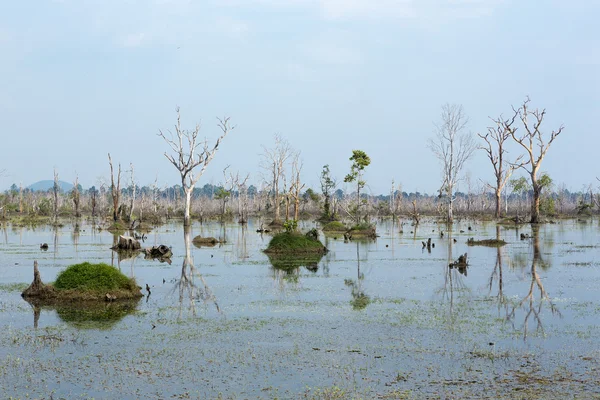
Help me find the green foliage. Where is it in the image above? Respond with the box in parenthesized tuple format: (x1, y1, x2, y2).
(265, 232, 325, 254)
(539, 173, 553, 189)
(322, 221, 347, 232)
(510, 177, 530, 194)
(37, 198, 52, 216)
(283, 219, 298, 233)
(320, 164, 336, 221)
(214, 187, 231, 200)
(54, 262, 137, 292)
(540, 197, 556, 216)
(344, 150, 371, 186)
(349, 222, 374, 231)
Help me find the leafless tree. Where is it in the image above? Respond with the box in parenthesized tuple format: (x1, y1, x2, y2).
(128, 163, 136, 223)
(261, 134, 291, 224)
(478, 115, 524, 218)
(289, 152, 305, 221)
(108, 153, 122, 222)
(53, 169, 60, 224)
(428, 104, 476, 222)
(505, 97, 564, 223)
(158, 107, 234, 227)
(72, 174, 81, 218)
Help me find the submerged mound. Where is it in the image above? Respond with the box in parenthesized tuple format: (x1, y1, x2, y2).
(264, 232, 327, 255)
(22, 261, 143, 302)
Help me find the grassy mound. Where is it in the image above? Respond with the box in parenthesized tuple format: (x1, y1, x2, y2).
(55, 262, 137, 292)
(322, 221, 347, 232)
(23, 262, 143, 301)
(467, 238, 507, 247)
(264, 232, 327, 254)
(347, 223, 377, 238)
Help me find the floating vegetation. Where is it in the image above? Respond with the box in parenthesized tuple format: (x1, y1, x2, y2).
(467, 238, 507, 247)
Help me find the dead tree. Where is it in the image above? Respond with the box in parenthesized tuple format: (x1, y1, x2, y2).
(159, 107, 233, 227)
(128, 163, 136, 222)
(261, 134, 291, 224)
(72, 175, 81, 218)
(289, 152, 305, 221)
(505, 97, 564, 223)
(52, 169, 59, 223)
(428, 104, 476, 223)
(478, 115, 524, 218)
(108, 153, 122, 222)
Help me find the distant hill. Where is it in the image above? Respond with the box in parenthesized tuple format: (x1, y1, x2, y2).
(27, 180, 74, 192)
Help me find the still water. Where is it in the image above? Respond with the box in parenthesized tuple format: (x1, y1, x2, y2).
(1, 218, 599, 398)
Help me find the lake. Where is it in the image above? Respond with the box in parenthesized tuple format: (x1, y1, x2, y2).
(1, 218, 599, 399)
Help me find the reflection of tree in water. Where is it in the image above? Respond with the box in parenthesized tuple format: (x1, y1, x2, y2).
(175, 226, 220, 318)
(438, 229, 469, 322)
(488, 226, 509, 316)
(345, 242, 370, 310)
(71, 222, 80, 251)
(506, 225, 560, 340)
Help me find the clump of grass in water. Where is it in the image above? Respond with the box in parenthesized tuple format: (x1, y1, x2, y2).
(322, 221, 347, 232)
(264, 232, 326, 254)
(54, 262, 138, 292)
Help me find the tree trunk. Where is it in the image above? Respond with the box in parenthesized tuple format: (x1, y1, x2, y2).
(495, 188, 502, 218)
(531, 184, 541, 223)
(184, 187, 192, 227)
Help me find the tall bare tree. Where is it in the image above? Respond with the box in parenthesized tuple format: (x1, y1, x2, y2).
(72, 174, 81, 218)
(505, 97, 564, 223)
(478, 115, 524, 218)
(428, 104, 476, 222)
(289, 152, 305, 221)
(128, 163, 136, 223)
(108, 153, 122, 222)
(261, 134, 291, 224)
(159, 107, 233, 227)
(53, 169, 60, 224)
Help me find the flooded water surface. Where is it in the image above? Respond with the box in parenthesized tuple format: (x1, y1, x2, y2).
(1, 218, 600, 399)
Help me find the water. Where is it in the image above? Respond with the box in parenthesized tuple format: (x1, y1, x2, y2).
(1, 218, 600, 399)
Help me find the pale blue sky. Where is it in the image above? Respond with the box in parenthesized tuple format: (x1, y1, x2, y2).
(1, 0, 598, 195)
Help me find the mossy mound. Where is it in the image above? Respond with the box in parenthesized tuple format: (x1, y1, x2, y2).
(106, 221, 128, 232)
(192, 236, 224, 248)
(347, 223, 377, 238)
(467, 238, 507, 247)
(22, 262, 142, 302)
(322, 221, 347, 232)
(264, 232, 327, 255)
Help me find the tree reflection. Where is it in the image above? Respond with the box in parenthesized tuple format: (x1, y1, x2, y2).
(345, 242, 370, 310)
(488, 226, 509, 315)
(175, 226, 220, 318)
(438, 228, 469, 321)
(507, 225, 560, 340)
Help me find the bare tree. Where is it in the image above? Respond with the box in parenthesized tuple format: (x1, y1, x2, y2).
(428, 104, 476, 222)
(72, 174, 81, 218)
(261, 134, 291, 224)
(478, 115, 524, 218)
(289, 152, 305, 221)
(505, 97, 564, 223)
(159, 107, 233, 227)
(53, 169, 60, 224)
(108, 153, 122, 222)
(128, 163, 136, 223)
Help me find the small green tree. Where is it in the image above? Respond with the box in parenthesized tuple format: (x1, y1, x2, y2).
(344, 150, 371, 223)
(320, 165, 336, 221)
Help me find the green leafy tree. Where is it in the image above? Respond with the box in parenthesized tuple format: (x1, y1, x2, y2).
(320, 165, 336, 221)
(344, 150, 371, 223)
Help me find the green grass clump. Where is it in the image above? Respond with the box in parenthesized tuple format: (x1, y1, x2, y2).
(322, 221, 347, 232)
(54, 262, 137, 292)
(467, 238, 507, 247)
(264, 232, 326, 254)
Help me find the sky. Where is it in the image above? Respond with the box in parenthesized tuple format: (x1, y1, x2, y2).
(0, 0, 598, 196)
